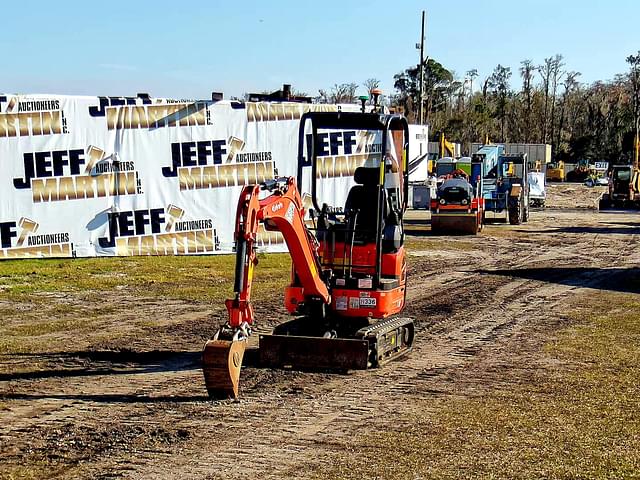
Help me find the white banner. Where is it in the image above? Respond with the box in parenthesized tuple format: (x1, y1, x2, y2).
(0, 94, 369, 258)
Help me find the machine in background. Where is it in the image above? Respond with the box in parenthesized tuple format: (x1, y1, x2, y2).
(546, 160, 565, 182)
(528, 171, 547, 208)
(483, 152, 531, 225)
(599, 134, 640, 210)
(599, 164, 640, 209)
(430, 156, 485, 235)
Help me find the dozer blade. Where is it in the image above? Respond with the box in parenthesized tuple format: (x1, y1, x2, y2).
(202, 339, 247, 399)
(431, 213, 479, 235)
(259, 335, 369, 371)
(259, 316, 414, 371)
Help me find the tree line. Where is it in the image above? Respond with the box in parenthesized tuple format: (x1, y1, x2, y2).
(317, 52, 640, 164)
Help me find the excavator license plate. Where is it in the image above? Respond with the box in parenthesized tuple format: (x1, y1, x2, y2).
(259, 334, 369, 371)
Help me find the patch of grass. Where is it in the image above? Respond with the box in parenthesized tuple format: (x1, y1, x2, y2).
(5, 318, 87, 337)
(0, 464, 67, 480)
(0, 337, 37, 355)
(481, 224, 529, 238)
(308, 290, 640, 479)
(0, 317, 92, 354)
(0, 254, 292, 354)
(0, 253, 291, 303)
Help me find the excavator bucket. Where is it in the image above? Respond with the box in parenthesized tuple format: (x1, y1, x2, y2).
(202, 339, 247, 399)
(431, 213, 479, 235)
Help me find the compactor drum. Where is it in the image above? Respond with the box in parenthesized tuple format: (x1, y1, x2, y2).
(202, 112, 415, 398)
(431, 176, 483, 234)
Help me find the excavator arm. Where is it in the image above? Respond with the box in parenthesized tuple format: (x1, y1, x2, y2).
(225, 176, 330, 328)
(204, 177, 330, 398)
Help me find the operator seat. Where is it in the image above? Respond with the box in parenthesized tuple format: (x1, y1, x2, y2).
(345, 167, 397, 251)
(329, 166, 402, 254)
(345, 167, 386, 244)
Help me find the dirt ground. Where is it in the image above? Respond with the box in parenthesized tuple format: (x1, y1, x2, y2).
(1, 183, 638, 479)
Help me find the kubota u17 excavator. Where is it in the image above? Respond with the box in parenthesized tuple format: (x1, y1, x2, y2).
(202, 112, 415, 398)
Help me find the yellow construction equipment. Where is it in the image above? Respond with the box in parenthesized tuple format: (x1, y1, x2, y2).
(599, 133, 640, 210)
(439, 133, 456, 158)
(546, 160, 565, 182)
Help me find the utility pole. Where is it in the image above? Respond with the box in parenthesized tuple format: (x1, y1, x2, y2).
(418, 10, 426, 125)
(635, 126, 639, 170)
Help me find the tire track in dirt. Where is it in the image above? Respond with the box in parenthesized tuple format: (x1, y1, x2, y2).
(130, 245, 609, 479)
(2, 208, 638, 479)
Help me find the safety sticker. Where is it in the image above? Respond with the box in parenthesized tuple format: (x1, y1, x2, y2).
(336, 296, 348, 311)
(285, 202, 296, 223)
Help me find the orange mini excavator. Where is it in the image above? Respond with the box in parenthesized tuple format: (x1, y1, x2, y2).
(203, 112, 415, 398)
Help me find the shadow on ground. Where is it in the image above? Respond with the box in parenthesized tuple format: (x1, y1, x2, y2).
(405, 218, 476, 237)
(404, 218, 436, 237)
(0, 350, 201, 382)
(0, 392, 210, 403)
(475, 266, 640, 294)
(518, 222, 640, 235)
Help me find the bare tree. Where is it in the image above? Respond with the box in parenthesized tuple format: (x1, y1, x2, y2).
(466, 69, 478, 102)
(556, 71, 581, 156)
(626, 51, 640, 166)
(549, 54, 566, 151)
(316, 89, 330, 104)
(520, 60, 535, 142)
(322, 83, 359, 104)
(538, 57, 553, 143)
(363, 78, 380, 104)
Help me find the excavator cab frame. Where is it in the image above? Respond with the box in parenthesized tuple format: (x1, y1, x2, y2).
(296, 112, 410, 295)
(298, 112, 409, 210)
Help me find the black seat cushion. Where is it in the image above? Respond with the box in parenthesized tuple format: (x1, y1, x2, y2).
(345, 186, 386, 244)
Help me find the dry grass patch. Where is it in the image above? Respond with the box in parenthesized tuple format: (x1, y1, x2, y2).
(0, 464, 68, 480)
(0, 254, 291, 354)
(0, 254, 290, 303)
(309, 290, 640, 479)
(405, 236, 477, 253)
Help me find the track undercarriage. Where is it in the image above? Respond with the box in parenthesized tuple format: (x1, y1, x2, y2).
(261, 315, 415, 370)
(203, 315, 415, 398)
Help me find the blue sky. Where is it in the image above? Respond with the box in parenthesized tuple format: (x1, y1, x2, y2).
(3, 0, 639, 99)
